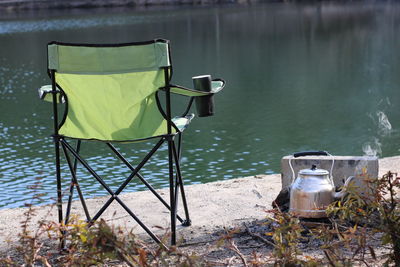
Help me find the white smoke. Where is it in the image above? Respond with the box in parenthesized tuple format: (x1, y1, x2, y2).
(362, 110, 393, 157)
(376, 111, 392, 136)
(362, 137, 382, 157)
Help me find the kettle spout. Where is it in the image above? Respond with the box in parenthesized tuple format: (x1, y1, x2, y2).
(334, 176, 356, 200)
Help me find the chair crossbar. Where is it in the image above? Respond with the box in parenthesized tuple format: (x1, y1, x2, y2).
(114, 196, 162, 244)
(61, 142, 91, 223)
(107, 142, 185, 223)
(61, 138, 163, 243)
(59, 137, 186, 246)
(113, 138, 164, 196)
(62, 139, 115, 195)
(64, 141, 85, 224)
(61, 137, 162, 203)
(73, 140, 81, 173)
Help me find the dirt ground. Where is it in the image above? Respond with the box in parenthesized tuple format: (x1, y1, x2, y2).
(0, 156, 399, 265)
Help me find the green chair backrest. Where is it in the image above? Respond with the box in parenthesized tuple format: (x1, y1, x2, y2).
(48, 40, 176, 142)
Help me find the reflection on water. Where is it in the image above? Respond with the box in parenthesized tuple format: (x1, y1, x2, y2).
(1, 2, 400, 208)
(0, 10, 180, 34)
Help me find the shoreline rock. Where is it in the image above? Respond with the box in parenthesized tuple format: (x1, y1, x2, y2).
(0, 0, 264, 11)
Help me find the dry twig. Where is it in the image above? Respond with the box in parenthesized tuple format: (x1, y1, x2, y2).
(244, 223, 275, 247)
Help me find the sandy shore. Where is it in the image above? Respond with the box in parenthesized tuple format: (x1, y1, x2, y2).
(0, 156, 399, 251)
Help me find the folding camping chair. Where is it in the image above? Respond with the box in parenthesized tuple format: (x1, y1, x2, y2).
(38, 39, 225, 246)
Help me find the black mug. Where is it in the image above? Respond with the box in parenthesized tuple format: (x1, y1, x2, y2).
(192, 75, 214, 117)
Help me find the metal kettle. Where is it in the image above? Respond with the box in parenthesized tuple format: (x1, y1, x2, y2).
(289, 151, 355, 218)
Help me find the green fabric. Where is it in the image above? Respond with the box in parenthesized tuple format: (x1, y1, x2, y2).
(48, 42, 170, 74)
(56, 70, 177, 141)
(170, 86, 210, 97)
(170, 80, 224, 97)
(46, 41, 207, 141)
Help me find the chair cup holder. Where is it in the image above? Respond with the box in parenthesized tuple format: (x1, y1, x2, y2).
(195, 95, 214, 117)
(192, 74, 215, 117)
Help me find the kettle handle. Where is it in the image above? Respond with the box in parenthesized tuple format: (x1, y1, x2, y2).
(289, 150, 335, 186)
(293, 151, 329, 158)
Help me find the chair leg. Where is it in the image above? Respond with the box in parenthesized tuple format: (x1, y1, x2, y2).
(54, 136, 65, 249)
(174, 134, 191, 226)
(168, 137, 177, 246)
(61, 141, 91, 223)
(177, 175, 191, 226)
(64, 141, 82, 224)
(64, 178, 75, 225)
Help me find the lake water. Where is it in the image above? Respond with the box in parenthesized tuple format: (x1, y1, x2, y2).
(1, 2, 400, 209)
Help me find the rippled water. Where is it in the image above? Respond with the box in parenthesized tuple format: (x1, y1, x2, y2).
(1, 2, 400, 208)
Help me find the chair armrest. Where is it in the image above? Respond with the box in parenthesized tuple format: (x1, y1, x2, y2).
(210, 78, 225, 94)
(169, 84, 210, 97)
(38, 85, 65, 103)
(170, 78, 225, 97)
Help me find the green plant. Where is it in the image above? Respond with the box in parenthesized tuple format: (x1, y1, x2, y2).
(61, 217, 207, 266)
(264, 208, 320, 266)
(268, 209, 303, 265)
(2, 171, 399, 266)
(0, 212, 209, 267)
(327, 171, 400, 266)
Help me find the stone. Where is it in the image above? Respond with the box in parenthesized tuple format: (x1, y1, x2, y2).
(272, 186, 290, 212)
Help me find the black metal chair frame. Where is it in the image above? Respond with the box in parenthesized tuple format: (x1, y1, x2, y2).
(49, 64, 194, 247)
